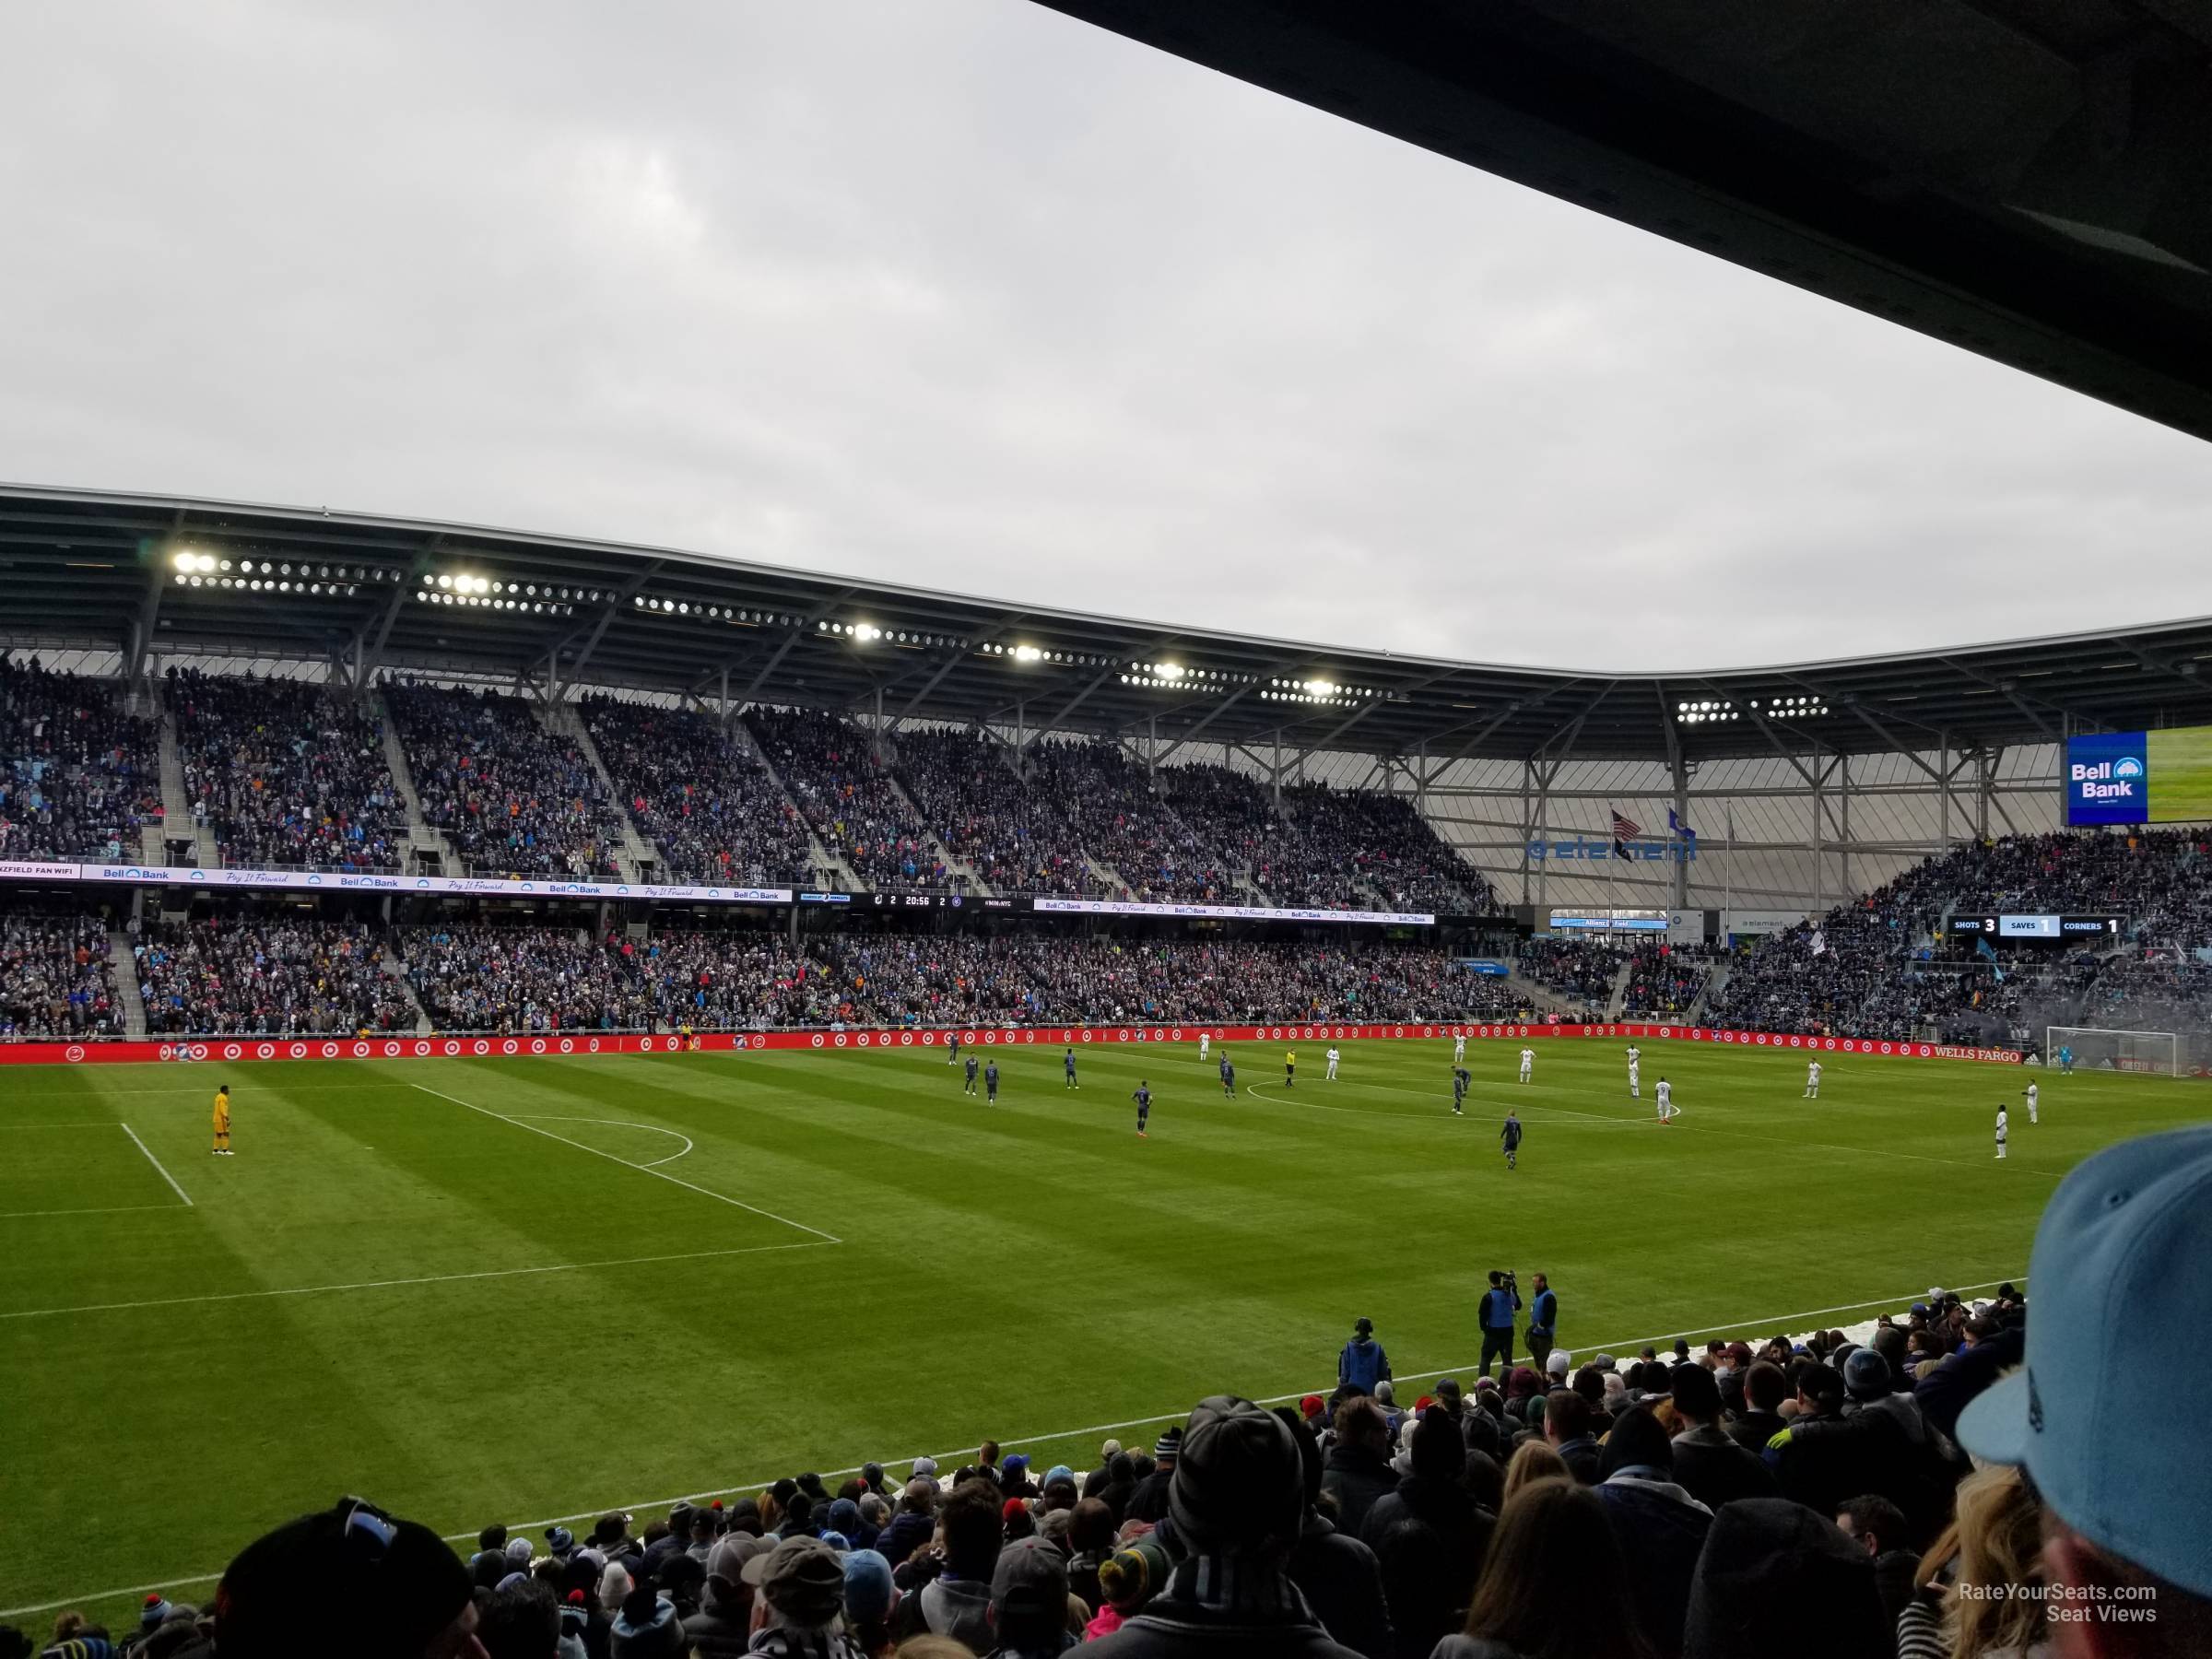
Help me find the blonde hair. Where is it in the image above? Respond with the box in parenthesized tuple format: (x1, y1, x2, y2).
(1914, 1463, 2045, 1659)
(1501, 1438, 1571, 1504)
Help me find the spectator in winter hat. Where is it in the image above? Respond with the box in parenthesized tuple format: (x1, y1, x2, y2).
(1681, 1497, 1887, 1659)
(741, 1535, 856, 1656)
(682, 1534, 766, 1656)
(596, 1559, 633, 1616)
(545, 1527, 576, 1561)
(1544, 1348, 1571, 1381)
(999, 1453, 1038, 1500)
(982, 1536, 1070, 1658)
(212, 1498, 484, 1659)
(1083, 1395, 1364, 1658)
(1125, 1429, 1180, 1524)
(827, 1500, 865, 1548)
(605, 1583, 683, 1659)
(841, 1548, 898, 1656)
(1594, 1404, 1712, 1659)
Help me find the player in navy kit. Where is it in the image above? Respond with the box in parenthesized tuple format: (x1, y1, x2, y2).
(1064, 1047, 1079, 1088)
(1500, 1111, 1523, 1170)
(1133, 1080, 1152, 1137)
(984, 1059, 1000, 1102)
(1218, 1053, 1235, 1097)
(964, 1053, 980, 1096)
(1452, 1066, 1469, 1116)
(947, 1033, 960, 1067)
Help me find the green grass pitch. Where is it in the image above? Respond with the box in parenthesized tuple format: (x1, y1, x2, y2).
(2, 1037, 2199, 1627)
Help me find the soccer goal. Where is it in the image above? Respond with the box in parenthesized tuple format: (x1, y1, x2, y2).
(2043, 1027, 2182, 1077)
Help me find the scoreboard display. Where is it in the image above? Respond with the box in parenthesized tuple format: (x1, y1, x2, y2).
(2066, 725, 2212, 826)
(1947, 914, 2122, 940)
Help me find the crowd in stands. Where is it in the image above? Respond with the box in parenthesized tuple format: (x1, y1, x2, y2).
(397, 924, 657, 1034)
(748, 709, 947, 891)
(581, 699, 814, 889)
(0, 657, 160, 862)
(1281, 785, 1488, 914)
(1712, 828, 2212, 1048)
(1513, 938, 1625, 1009)
(1618, 945, 1719, 1018)
(0, 909, 121, 1039)
(1019, 741, 1239, 905)
(135, 916, 412, 1036)
(386, 684, 624, 878)
(892, 731, 1097, 898)
(167, 670, 406, 870)
(39, 1132, 2212, 1659)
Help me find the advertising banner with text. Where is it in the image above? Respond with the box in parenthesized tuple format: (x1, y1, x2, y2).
(0, 1023, 2020, 1066)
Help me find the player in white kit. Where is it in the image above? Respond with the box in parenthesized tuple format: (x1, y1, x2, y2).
(2026, 1081, 2038, 1124)
(1655, 1077, 1677, 1123)
(1805, 1061, 1822, 1099)
(1199, 1031, 1210, 1062)
(1995, 1104, 2008, 1159)
(1518, 1046, 1535, 1083)
(1626, 1044, 1641, 1100)
(1453, 1031, 1466, 1063)
(1325, 1045, 1340, 1081)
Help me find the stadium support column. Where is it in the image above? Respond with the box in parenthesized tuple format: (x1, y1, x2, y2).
(719, 665, 731, 733)
(1670, 752, 1690, 911)
(1519, 758, 1535, 906)
(1811, 760, 1826, 916)
(1147, 713, 1157, 781)
(1839, 756, 1853, 900)
(1938, 733, 1951, 850)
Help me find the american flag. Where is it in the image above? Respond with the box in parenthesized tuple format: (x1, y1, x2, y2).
(1610, 809, 1642, 840)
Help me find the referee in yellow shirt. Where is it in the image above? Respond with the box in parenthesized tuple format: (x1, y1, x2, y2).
(1284, 1050, 1296, 1088)
(213, 1084, 233, 1156)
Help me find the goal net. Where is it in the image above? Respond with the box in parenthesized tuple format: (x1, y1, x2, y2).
(2042, 1027, 2182, 1077)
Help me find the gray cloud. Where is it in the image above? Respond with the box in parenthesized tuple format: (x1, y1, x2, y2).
(6, 0, 2211, 671)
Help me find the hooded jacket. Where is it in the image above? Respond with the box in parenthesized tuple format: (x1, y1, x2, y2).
(1593, 1410, 1713, 1659)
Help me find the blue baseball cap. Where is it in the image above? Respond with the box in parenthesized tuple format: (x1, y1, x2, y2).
(1959, 1125, 2212, 1595)
(843, 1547, 895, 1622)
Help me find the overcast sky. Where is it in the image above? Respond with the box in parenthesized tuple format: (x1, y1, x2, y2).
(6, 1, 2212, 671)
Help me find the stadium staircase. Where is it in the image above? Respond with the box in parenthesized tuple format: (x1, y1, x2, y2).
(732, 716, 864, 892)
(538, 700, 654, 884)
(1688, 962, 1726, 1023)
(1605, 959, 1636, 1020)
(152, 703, 216, 866)
(108, 927, 147, 1039)
(1081, 853, 1128, 897)
(370, 689, 460, 877)
(880, 770, 994, 896)
(378, 943, 433, 1035)
(1502, 968, 1587, 1022)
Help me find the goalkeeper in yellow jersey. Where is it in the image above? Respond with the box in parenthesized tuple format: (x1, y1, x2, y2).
(212, 1083, 233, 1156)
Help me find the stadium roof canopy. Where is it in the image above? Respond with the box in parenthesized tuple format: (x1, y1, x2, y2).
(6, 483, 2211, 766)
(1033, 0, 2212, 444)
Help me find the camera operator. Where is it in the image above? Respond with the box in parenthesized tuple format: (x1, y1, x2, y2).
(1524, 1272, 1558, 1373)
(1479, 1269, 1523, 1378)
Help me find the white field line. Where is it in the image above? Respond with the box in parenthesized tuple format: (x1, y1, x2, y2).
(119, 1124, 194, 1207)
(1, 1272, 2027, 1623)
(411, 1084, 837, 1243)
(1240, 1082, 1639, 1127)
(0, 1239, 836, 1323)
(0, 1204, 192, 1219)
(509, 1115, 695, 1168)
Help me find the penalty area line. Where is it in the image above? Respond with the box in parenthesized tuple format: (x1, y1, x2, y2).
(1, 1272, 2026, 1622)
(411, 1084, 837, 1242)
(120, 1124, 194, 1207)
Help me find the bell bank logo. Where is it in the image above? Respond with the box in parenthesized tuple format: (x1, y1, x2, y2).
(2071, 756, 2142, 800)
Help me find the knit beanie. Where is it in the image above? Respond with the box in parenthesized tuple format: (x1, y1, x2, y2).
(1166, 1395, 1301, 1552)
